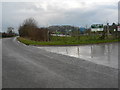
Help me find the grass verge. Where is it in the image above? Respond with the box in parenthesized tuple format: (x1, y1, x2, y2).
(17, 36, 120, 46)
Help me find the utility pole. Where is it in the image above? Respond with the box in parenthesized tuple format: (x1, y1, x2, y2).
(85, 24, 87, 34)
(106, 23, 109, 39)
(77, 27, 79, 41)
(105, 19, 109, 39)
(46, 23, 50, 41)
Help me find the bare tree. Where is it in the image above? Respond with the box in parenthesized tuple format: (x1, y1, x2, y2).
(18, 18, 49, 41)
(19, 18, 38, 37)
(23, 18, 38, 28)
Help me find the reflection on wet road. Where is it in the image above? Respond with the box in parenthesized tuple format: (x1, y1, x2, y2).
(38, 43, 118, 69)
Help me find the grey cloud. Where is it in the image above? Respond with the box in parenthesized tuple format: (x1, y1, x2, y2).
(2, 2, 118, 32)
(47, 3, 118, 26)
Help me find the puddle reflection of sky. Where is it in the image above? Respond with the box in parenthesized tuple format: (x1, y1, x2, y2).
(38, 43, 118, 69)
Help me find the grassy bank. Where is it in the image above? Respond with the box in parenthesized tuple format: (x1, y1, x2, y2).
(17, 36, 120, 46)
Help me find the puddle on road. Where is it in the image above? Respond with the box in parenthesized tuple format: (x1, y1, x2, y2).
(38, 43, 118, 69)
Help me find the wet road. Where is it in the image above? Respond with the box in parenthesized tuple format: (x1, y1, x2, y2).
(2, 37, 118, 88)
(0, 39, 2, 89)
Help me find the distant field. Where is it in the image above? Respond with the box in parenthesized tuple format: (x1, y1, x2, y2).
(17, 36, 120, 46)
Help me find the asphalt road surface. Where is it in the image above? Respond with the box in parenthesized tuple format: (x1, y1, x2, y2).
(2, 37, 118, 88)
(0, 39, 2, 89)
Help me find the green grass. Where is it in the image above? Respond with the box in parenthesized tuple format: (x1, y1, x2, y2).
(17, 36, 120, 46)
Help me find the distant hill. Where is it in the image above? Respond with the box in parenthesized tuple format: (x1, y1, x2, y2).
(47, 25, 79, 34)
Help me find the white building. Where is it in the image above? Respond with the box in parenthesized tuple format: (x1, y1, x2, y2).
(117, 26, 120, 31)
(91, 24, 104, 32)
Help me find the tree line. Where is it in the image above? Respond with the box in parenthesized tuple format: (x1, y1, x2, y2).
(3, 17, 119, 41)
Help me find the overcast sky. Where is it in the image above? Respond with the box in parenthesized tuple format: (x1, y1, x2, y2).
(1, 0, 119, 32)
